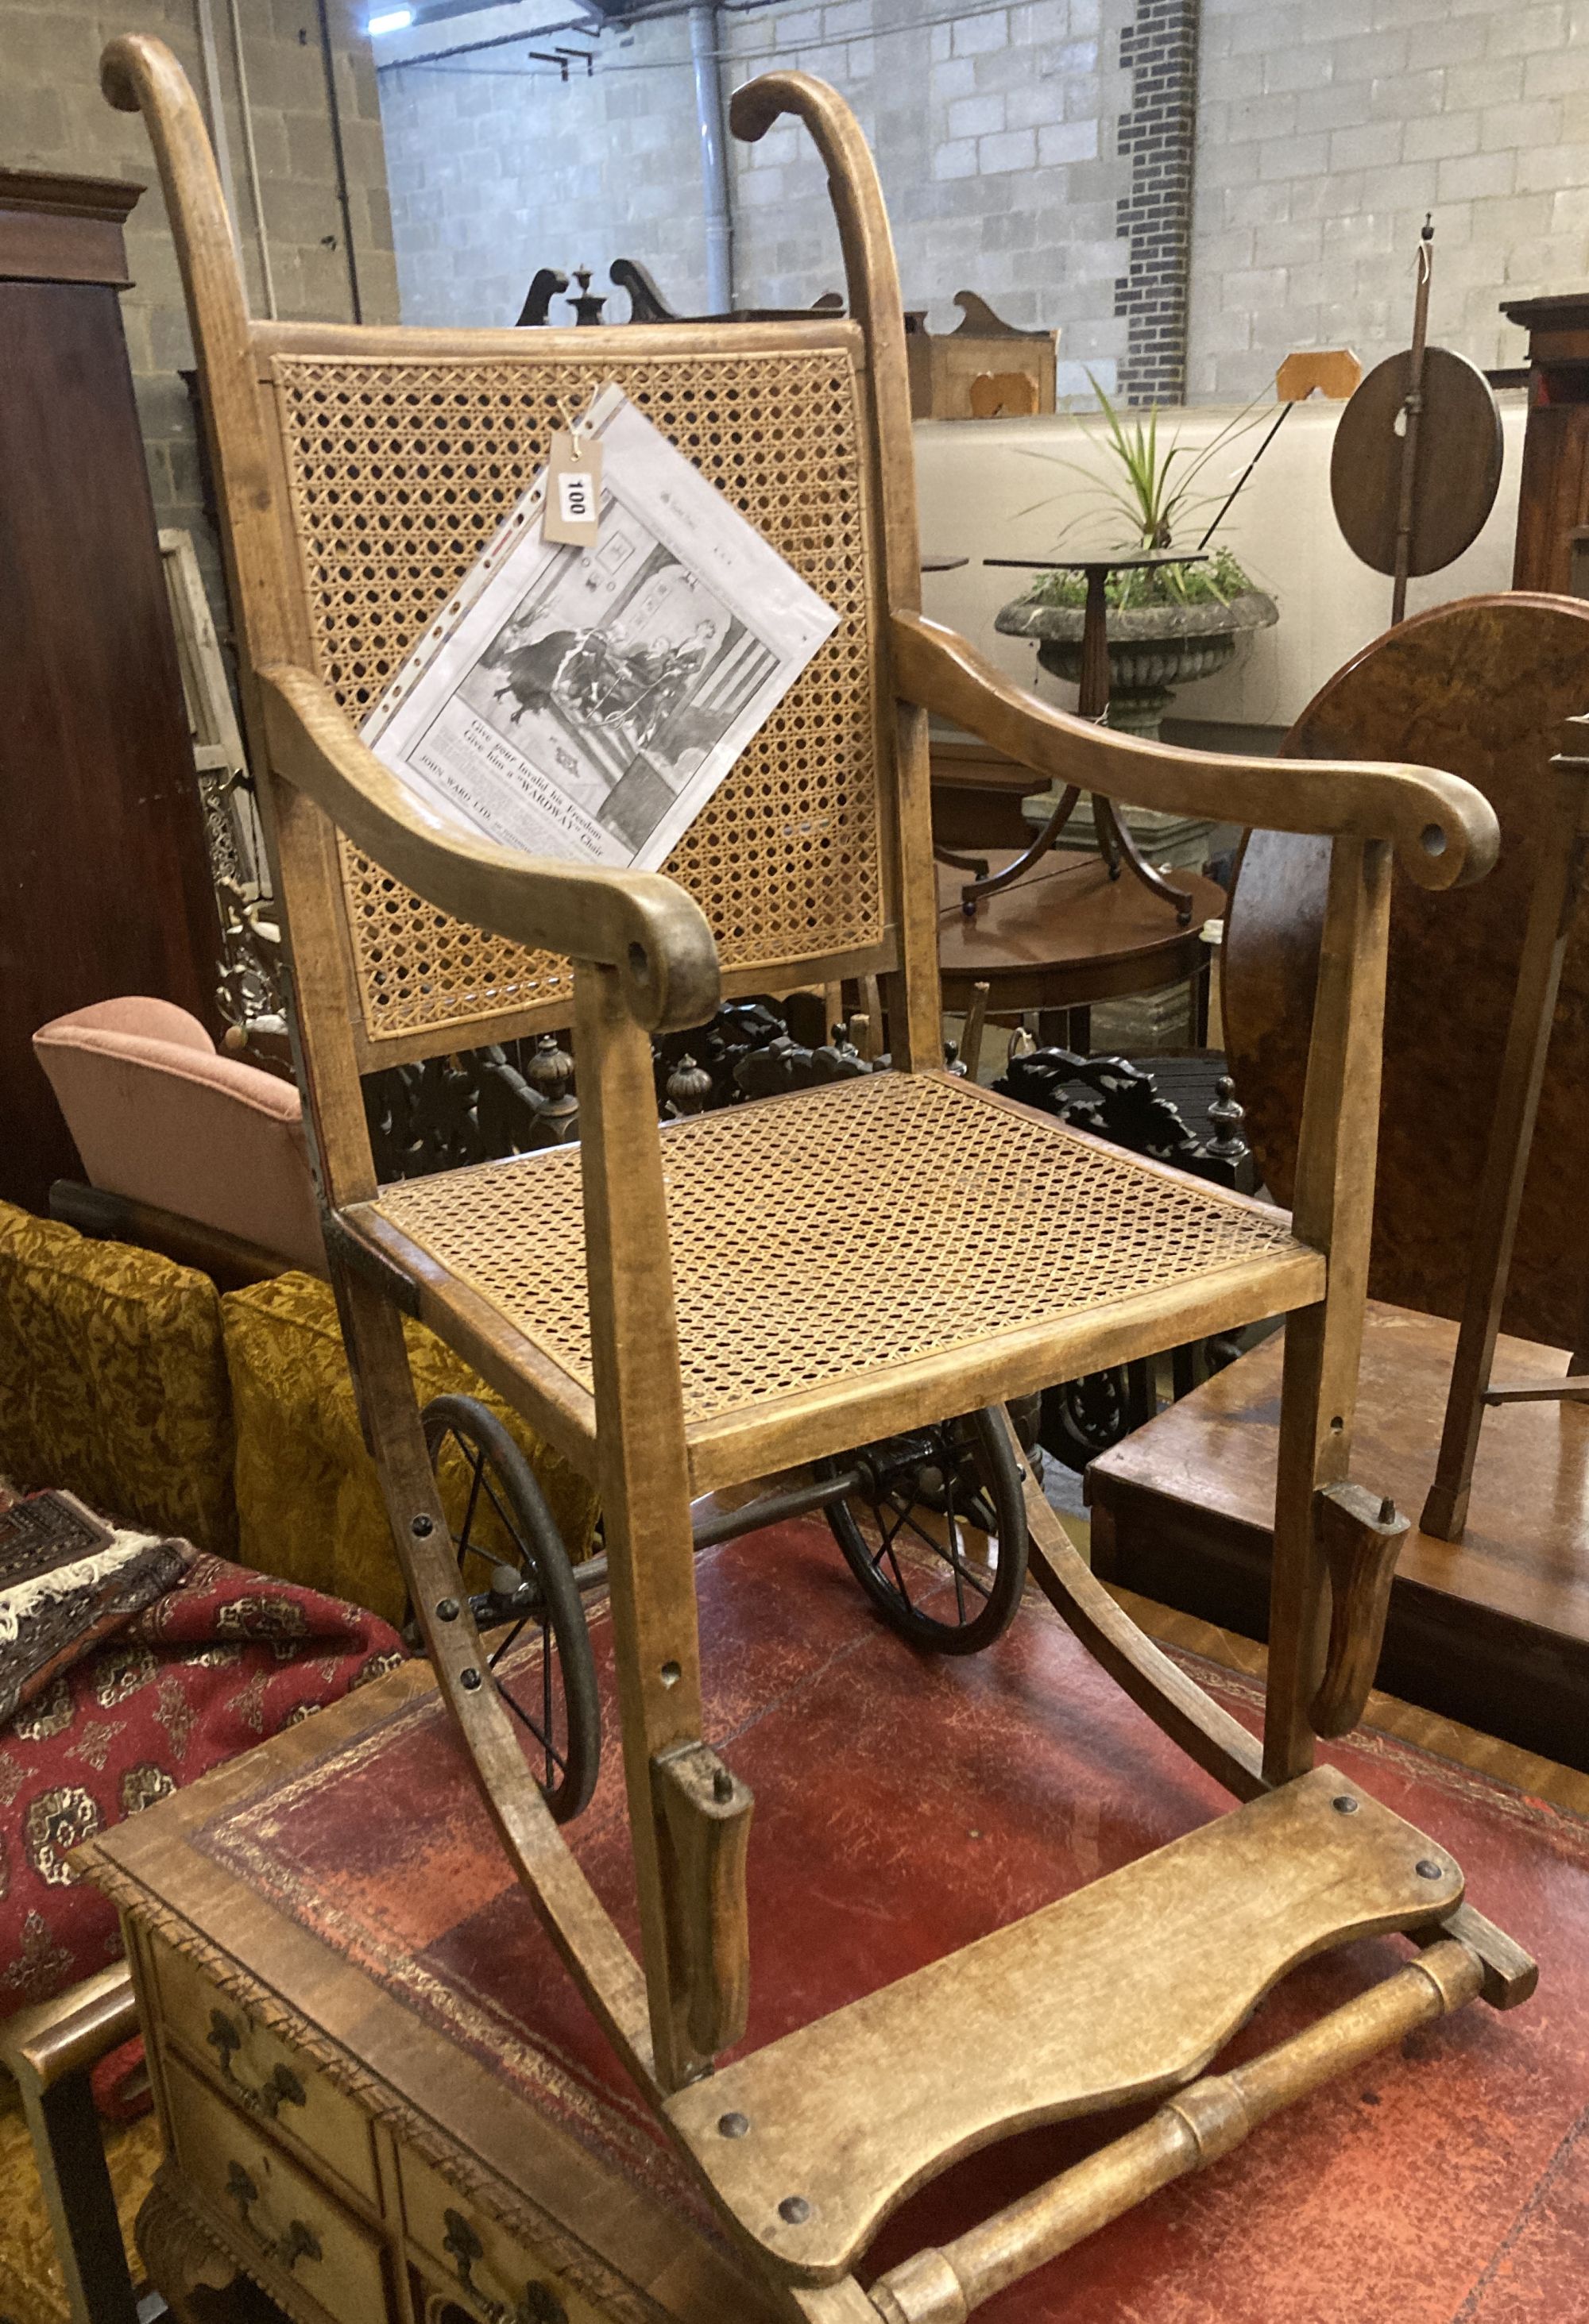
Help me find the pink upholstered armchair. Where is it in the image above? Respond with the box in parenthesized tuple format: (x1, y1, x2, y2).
(33, 998, 323, 1277)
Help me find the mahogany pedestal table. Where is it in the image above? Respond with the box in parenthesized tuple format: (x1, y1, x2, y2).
(938, 845, 1225, 1052)
(964, 549, 1208, 925)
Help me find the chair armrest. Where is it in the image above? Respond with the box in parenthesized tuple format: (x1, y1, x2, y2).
(891, 610, 1500, 891)
(0, 1963, 139, 2092)
(258, 664, 721, 1033)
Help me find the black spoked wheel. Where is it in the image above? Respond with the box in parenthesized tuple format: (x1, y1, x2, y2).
(821, 1407, 1028, 1654)
(1040, 1369, 1132, 1473)
(419, 1395, 600, 1823)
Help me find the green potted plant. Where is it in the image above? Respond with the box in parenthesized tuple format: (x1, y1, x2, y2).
(994, 380, 1278, 739)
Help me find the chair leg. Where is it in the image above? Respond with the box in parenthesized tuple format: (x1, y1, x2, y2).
(1263, 1304, 1336, 1785)
(574, 963, 739, 2092)
(1262, 838, 1394, 1787)
(14, 2065, 140, 2324)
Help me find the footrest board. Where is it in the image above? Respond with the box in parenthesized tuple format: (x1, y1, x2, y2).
(667, 1766, 1463, 2282)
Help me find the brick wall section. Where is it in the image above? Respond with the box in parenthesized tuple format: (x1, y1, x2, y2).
(381, 0, 1136, 399)
(0, 0, 397, 589)
(1115, 0, 1199, 403)
(1188, 0, 1589, 399)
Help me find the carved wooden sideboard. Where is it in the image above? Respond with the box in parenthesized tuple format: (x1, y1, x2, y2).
(82, 1659, 773, 2324)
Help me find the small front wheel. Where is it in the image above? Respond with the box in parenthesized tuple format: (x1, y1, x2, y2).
(821, 1407, 1028, 1654)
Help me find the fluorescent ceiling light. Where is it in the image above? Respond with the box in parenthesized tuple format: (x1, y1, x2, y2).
(368, 8, 415, 33)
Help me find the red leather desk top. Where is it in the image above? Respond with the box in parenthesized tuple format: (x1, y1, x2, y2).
(188, 1523, 1589, 2321)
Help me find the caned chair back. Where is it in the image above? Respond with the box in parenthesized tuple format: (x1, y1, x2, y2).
(106, 40, 935, 1208)
(260, 324, 896, 1060)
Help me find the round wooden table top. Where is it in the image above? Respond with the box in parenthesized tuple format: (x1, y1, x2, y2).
(938, 847, 1225, 1013)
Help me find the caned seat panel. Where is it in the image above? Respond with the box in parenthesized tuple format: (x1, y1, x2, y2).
(372, 1073, 1313, 1430)
(265, 338, 886, 1048)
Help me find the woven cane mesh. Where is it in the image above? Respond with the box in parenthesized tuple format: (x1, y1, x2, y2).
(269, 345, 884, 1046)
(375, 1074, 1304, 1424)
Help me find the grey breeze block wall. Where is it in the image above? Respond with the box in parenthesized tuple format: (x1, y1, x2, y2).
(0, 0, 398, 575)
(382, 0, 1589, 409)
(379, 0, 1142, 400)
(1187, 0, 1589, 399)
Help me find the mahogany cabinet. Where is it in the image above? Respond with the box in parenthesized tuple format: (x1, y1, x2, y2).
(1500, 291, 1589, 595)
(0, 168, 220, 1214)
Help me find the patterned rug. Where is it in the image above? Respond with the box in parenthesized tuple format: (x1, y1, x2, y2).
(1, 1540, 404, 2019)
(188, 1522, 1589, 2323)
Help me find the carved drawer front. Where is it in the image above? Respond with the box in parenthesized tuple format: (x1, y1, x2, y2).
(153, 1937, 380, 2203)
(166, 2052, 389, 2322)
(400, 2148, 605, 2324)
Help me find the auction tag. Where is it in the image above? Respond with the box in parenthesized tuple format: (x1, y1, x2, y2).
(543, 429, 602, 547)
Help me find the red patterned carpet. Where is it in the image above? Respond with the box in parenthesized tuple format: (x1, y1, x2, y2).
(191, 1521, 1589, 2322)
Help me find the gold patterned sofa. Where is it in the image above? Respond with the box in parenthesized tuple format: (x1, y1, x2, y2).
(0, 1199, 596, 1627)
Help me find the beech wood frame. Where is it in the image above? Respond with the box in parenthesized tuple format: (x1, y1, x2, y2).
(104, 36, 1530, 2318)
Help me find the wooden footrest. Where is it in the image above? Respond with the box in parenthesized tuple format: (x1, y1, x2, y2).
(668, 1766, 1467, 2282)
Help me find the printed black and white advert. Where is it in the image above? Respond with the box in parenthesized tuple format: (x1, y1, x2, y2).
(361, 384, 839, 871)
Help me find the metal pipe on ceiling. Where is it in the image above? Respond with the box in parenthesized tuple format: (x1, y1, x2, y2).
(191, 0, 242, 241)
(689, 0, 733, 315)
(223, 0, 278, 318)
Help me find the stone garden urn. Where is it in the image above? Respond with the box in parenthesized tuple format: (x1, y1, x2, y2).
(994, 585, 1278, 739)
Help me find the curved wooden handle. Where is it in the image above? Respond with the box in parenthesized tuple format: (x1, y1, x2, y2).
(727, 75, 794, 144)
(258, 664, 721, 1035)
(100, 38, 246, 362)
(891, 610, 1501, 892)
(101, 33, 308, 689)
(99, 32, 159, 112)
(729, 71, 920, 604)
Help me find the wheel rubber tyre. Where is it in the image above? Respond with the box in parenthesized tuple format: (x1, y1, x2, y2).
(419, 1394, 601, 1821)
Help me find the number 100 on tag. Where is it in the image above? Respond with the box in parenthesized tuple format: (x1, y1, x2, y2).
(543, 430, 602, 547)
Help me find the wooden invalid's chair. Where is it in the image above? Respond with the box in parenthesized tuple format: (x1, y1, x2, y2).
(107, 36, 1534, 2322)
